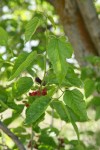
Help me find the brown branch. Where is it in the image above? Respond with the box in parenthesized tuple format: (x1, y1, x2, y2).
(0, 120, 26, 150)
(76, 0, 100, 56)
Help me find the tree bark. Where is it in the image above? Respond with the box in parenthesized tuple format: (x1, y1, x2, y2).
(46, 0, 100, 65)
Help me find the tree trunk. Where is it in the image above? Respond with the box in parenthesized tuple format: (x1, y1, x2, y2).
(46, 0, 100, 65)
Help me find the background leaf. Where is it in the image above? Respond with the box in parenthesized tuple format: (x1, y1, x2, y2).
(0, 27, 8, 46)
(84, 79, 95, 98)
(95, 106, 100, 120)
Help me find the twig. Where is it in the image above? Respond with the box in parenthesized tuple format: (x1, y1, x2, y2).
(0, 120, 26, 150)
(31, 126, 34, 150)
(50, 109, 54, 127)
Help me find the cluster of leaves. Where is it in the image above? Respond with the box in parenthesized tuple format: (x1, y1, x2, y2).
(0, 1, 100, 150)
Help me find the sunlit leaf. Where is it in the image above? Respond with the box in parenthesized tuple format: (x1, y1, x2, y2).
(9, 51, 37, 80)
(47, 36, 73, 83)
(47, 15, 56, 29)
(0, 27, 8, 46)
(25, 17, 42, 43)
(12, 77, 33, 97)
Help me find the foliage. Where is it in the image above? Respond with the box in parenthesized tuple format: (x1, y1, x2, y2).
(0, 0, 100, 150)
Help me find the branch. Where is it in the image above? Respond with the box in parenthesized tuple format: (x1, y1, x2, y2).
(0, 120, 26, 150)
(76, 0, 100, 56)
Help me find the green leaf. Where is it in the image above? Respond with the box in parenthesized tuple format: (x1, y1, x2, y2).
(25, 96, 51, 125)
(47, 15, 56, 29)
(7, 102, 24, 112)
(96, 82, 100, 93)
(32, 113, 45, 127)
(51, 100, 79, 140)
(0, 27, 8, 46)
(91, 96, 100, 106)
(63, 89, 88, 121)
(45, 70, 58, 85)
(39, 134, 57, 148)
(0, 87, 8, 111)
(81, 67, 94, 80)
(12, 77, 33, 97)
(12, 52, 28, 73)
(51, 100, 69, 122)
(0, 87, 8, 103)
(25, 17, 41, 43)
(65, 67, 83, 87)
(75, 144, 85, 150)
(47, 37, 73, 83)
(95, 106, 100, 120)
(0, 100, 8, 109)
(66, 106, 87, 122)
(84, 79, 95, 98)
(66, 106, 80, 141)
(9, 51, 37, 80)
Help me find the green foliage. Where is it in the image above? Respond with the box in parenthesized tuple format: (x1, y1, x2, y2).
(0, 27, 8, 46)
(84, 78, 95, 98)
(12, 77, 33, 97)
(25, 96, 51, 125)
(25, 16, 42, 43)
(51, 100, 69, 122)
(47, 36, 73, 83)
(52, 100, 80, 140)
(95, 106, 100, 120)
(63, 89, 88, 121)
(0, 1, 100, 150)
(9, 51, 37, 80)
(47, 15, 56, 29)
(65, 67, 83, 87)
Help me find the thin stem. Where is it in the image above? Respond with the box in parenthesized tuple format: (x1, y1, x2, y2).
(52, 92, 64, 100)
(39, 17, 48, 90)
(0, 120, 26, 150)
(51, 86, 65, 100)
(31, 126, 34, 150)
(50, 109, 54, 127)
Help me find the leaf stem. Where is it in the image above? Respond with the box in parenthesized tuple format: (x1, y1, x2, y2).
(31, 126, 34, 150)
(39, 17, 48, 90)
